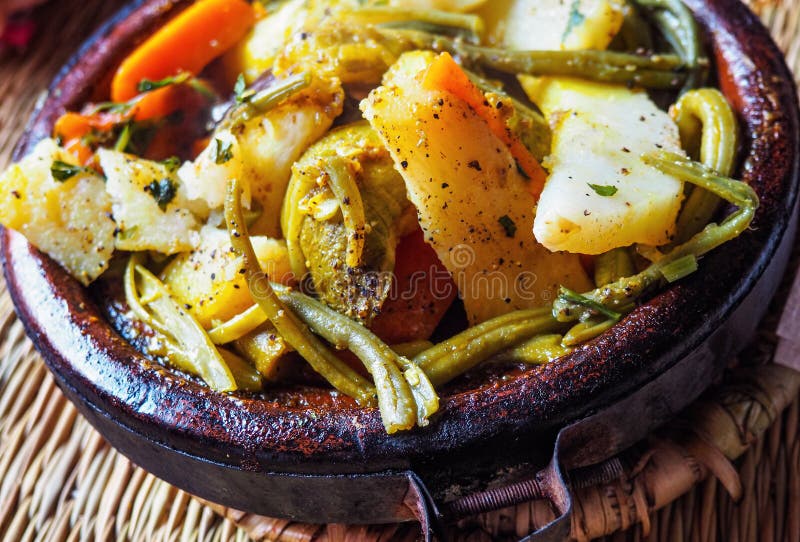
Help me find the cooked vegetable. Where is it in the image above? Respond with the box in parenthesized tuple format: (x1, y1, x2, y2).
(161, 226, 292, 329)
(0, 0, 761, 436)
(415, 307, 560, 386)
(225, 178, 376, 406)
(368, 228, 457, 344)
(111, 0, 255, 102)
(419, 152, 757, 384)
(524, 77, 686, 254)
(180, 75, 344, 237)
(422, 52, 547, 194)
(337, 6, 484, 41)
(208, 303, 269, 345)
(378, 28, 700, 89)
(98, 149, 200, 254)
(478, 0, 625, 51)
(362, 50, 592, 325)
(0, 139, 115, 285)
(283, 123, 412, 322)
(633, 0, 705, 92)
(669, 88, 739, 244)
(272, 19, 406, 86)
(125, 254, 238, 392)
(274, 282, 439, 431)
(233, 324, 291, 381)
(593, 247, 635, 287)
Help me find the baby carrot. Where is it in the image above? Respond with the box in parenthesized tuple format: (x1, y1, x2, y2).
(110, 0, 255, 102)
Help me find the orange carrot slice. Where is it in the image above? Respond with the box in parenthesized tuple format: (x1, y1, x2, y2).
(422, 52, 547, 198)
(110, 0, 255, 102)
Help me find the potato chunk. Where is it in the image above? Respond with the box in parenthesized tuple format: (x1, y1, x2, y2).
(524, 78, 685, 254)
(162, 226, 292, 329)
(0, 139, 115, 285)
(477, 0, 624, 51)
(98, 149, 200, 254)
(178, 77, 343, 237)
(362, 52, 591, 324)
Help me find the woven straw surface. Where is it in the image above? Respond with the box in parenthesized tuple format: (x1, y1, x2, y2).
(0, 1, 799, 541)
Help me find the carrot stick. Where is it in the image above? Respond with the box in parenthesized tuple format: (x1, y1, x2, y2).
(55, 85, 183, 142)
(422, 52, 547, 198)
(111, 0, 255, 102)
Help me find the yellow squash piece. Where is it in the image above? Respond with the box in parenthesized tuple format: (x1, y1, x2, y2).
(161, 226, 292, 329)
(361, 51, 591, 325)
(0, 139, 115, 285)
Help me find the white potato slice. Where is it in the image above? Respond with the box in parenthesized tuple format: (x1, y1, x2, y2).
(477, 0, 625, 50)
(524, 78, 685, 254)
(362, 52, 591, 324)
(162, 226, 292, 329)
(0, 138, 115, 285)
(98, 149, 200, 254)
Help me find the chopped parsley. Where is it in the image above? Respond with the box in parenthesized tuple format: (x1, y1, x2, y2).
(588, 183, 618, 197)
(562, 0, 586, 43)
(136, 72, 190, 93)
(233, 73, 254, 104)
(144, 178, 177, 211)
(50, 161, 93, 182)
(211, 138, 233, 164)
(212, 138, 234, 164)
(160, 156, 181, 173)
(498, 215, 517, 238)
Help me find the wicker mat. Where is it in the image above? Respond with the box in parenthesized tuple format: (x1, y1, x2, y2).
(1, 1, 799, 541)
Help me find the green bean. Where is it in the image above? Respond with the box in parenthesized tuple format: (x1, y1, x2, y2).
(378, 28, 699, 89)
(414, 308, 561, 387)
(207, 303, 269, 345)
(594, 247, 636, 287)
(339, 6, 484, 39)
(324, 156, 367, 268)
(556, 151, 757, 321)
(274, 284, 438, 431)
(392, 340, 435, 358)
(670, 88, 739, 244)
(222, 72, 312, 129)
(555, 287, 622, 323)
(499, 334, 571, 365)
(563, 317, 618, 346)
(225, 178, 377, 406)
(125, 256, 238, 392)
(377, 20, 481, 44)
(614, 4, 655, 52)
(633, 0, 705, 91)
(218, 348, 263, 392)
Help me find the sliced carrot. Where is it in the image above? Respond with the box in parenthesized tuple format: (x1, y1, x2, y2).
(370, 228, 458, 344)
(422, 52, 548, 199)
(63, 138, 94, 165)
(111, 0, 255, 102)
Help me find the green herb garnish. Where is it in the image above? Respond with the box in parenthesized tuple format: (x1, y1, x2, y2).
(161, 156, 181, 173)
(50, 161, 93, 182)
(562, 0, 586, 43)
(498, 215, 517, 238)
(212, 138, 234, 164)
(144, 178, 177, 211)
(588, 183, 618, 197)
(233, 73, 255, 104)
(137, 72, 191, 93)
